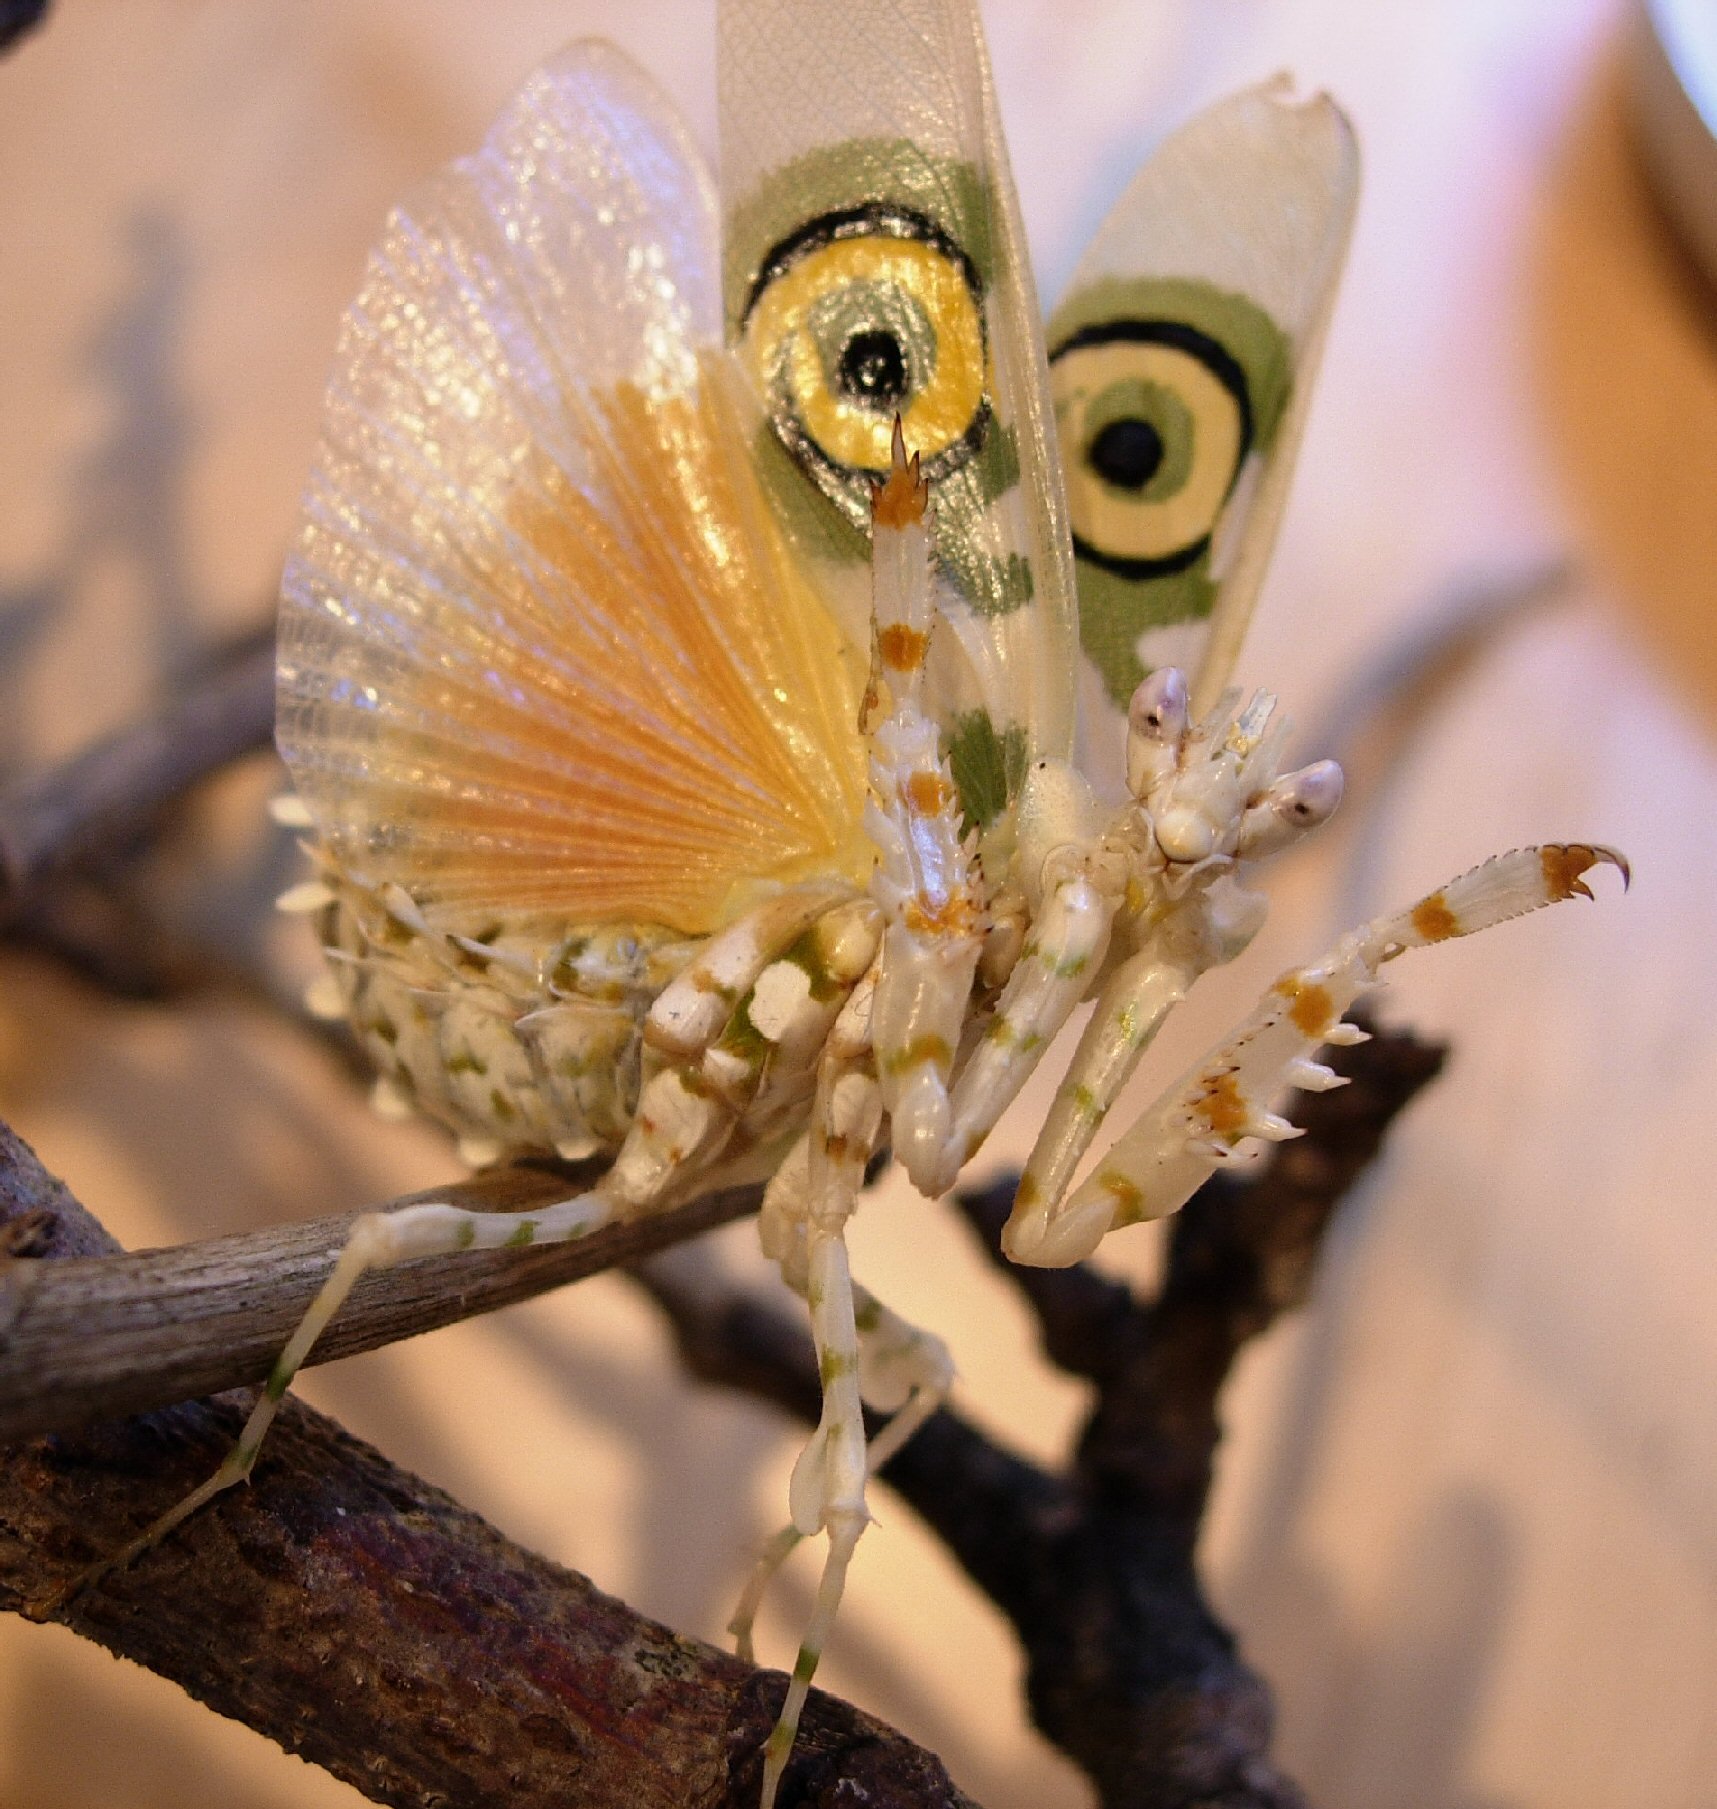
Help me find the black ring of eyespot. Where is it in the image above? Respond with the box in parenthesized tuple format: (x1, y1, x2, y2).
(1049, 317, 1254, 581)
(744, 202, 992, 490)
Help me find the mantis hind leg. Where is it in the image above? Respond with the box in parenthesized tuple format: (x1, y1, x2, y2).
(727, 1271, 954, 1664)
(47, 1192, 617, 1608)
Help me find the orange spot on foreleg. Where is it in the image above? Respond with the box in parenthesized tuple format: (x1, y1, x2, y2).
(1411, 891, 1461, 941)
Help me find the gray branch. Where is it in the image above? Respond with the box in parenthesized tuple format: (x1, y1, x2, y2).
(0, 1137, 766, 1444)
(0, 1117, 976, 1809)
(0, 623, 275, 916)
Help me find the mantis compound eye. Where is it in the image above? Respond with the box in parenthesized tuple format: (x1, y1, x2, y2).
(1237, 759, 1345, 860)
(1125, 667, 1189, 797)
(1128, 666, 1190, 741)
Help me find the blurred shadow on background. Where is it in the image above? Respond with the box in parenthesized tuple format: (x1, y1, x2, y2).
(1530, 35, 1717, 737)
(1240, 1482, 1517, 1809)
(0, 207, 200, 777)
(79, 209, 203, 683)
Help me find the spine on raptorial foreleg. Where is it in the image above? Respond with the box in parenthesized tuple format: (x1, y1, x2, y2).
(863, 424, 986, 1192)
(1000, 670, 1342, 1229)
(1003, 843, 1628, 1266)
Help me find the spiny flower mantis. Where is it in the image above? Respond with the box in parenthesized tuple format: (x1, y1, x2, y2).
(69, 6, 1625, 1802)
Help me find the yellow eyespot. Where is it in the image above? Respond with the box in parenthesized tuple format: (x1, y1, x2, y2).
(741, 206, 989, 516)
(1050, 322, 1252, 578)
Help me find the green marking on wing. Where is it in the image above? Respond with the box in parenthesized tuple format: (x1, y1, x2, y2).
(1078, 559, 1216, 711)
(724, 139, 995, 331)
(751, 423, 869, 567)
(970, 413, 1021, 493)
(946, 709, 1027, 831)
(1050, 276, 1293, 450)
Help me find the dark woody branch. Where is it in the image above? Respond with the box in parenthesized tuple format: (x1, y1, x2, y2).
(0, 1138, 769, 1445)
(0, 623, 276, 918)
(0, 1119, 975, 1809)
(640, 1016, 1446, 1809)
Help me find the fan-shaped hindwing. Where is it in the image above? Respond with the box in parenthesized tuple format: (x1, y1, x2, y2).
(278, 46, 869, 938)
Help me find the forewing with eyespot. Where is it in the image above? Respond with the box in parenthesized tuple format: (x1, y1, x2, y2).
(1048, 80, 1358, 787)
(719, 0, 1078, 841)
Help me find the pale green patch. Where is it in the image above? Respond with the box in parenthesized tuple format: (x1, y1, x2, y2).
(926, 424, 1034, 619)
(715, 996, 772, 1072)
(933, 529, 1033, 618)
(986, 1017, 1043, 1056)
(946, 710, 1027, 832)
(752, 423, 869, 568)
(724, 140, 995, 331)
(1077, 559, 1216, 710)
(1083, 376, 1195, 503)
(784, 927, 842, 1005)
(1050, 276, 1293, 711)
(505, 1220, 538, 1248)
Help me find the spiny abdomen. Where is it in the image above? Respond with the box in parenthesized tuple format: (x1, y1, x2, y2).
(315, 870, 700, 1166)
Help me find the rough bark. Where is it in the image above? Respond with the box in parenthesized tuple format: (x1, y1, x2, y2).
(0, 1148, 767, 1443)
(0, 1118, 976, 1809)
(641, 1017, 1446, 1809)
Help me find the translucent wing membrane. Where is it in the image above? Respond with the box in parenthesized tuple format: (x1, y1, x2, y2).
(1050, 80, 1359, 781)
(279, 45, 869, 937)
(718, 0, 1078, 837)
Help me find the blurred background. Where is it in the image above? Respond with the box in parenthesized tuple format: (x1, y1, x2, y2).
(1, 1, 1713, 1804)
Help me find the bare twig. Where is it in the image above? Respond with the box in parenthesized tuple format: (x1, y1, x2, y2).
(0, 1120, 977, 1809)
(639, 1018, 1446, 1809)
(0, 622, 276, 914)
(0, 1130, 775, 1444)
(0, 0, 49, 55)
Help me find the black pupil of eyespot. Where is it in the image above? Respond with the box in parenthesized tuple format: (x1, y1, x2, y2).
(1089, 417, 1164, 491)
(839, 330, 909, 408)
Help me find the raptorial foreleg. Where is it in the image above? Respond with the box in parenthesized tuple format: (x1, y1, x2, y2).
(1005, 948, 1196, 1217)
(858, 424, 989, 1199)
(920, 866, 1119, 1196)
(1004, 843, 1627, 1266)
